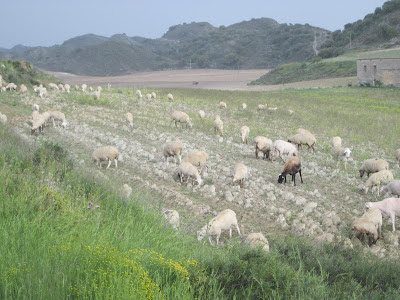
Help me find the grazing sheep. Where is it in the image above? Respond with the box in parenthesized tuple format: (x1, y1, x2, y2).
(92, 146, 119, 169)
(58, 84, 65, 92)
(359, 158, 389, 178)
(89, 86, 93, 92)
(297, 128, 312, 135)
(171, 110, 192, 129)
(273, 140, 298, 162)
(176, 161, 202, 186)
(352, 208, 382, 246)
(125, 112, 133, 127)
(257, 104, 267, 111)
(19, 84, 28, 94)
(48, 111, 67, 127)
(182, 151, 209, 174)
(5, 83, 17, 91)
(49, 83, 59, 91)
(365, 197, 400, 232)
(245, 232, 270, 252)
(136, 89, 142, 99)
(35, 86, 47, 98)
(146, 93, 152, 100)
(97, 86, 102, 92)
(330, 146, 351, 169)
(240, 126, 250, 144)
(163, 210, 180, 229)
(167, 93, 174, 101)
(0, 112, 7, 125)
(363, 170, 394, 195)
(163, 141, 184, 164)
(395, 149, 400, 167)
(214, 114, 223, 136)
(233, 163, 248, 188)
(219, 101, 227, 109)
(331, 136, 342, 147)
(380, 180, 400, 197)
(242, 103, 247, 110)
(93, 90, 101, 100)
(81, 84, 87, 92)
(197, 209, 241, 245)
(278, 156, 303, 186)
(288, 133, 316, 153)
(198, 110, 205, 119)
(151, 92, 156, 99)
(254, 136, 273, 161)
(31, 114, 46, 134)
(64, 84, 70, 93)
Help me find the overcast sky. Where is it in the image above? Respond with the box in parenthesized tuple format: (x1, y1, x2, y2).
(0, 0, 386, 49)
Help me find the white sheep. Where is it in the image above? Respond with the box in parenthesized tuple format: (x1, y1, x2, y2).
(198, 110, 205, 119)
(163, 209, 180, 229)
(197, 209, 241, 245)
(58, 84, 65, 92)
(297, 128, 312, 135)
(359, 158, 389, 178)
(151, 92, 157, 99)
(49, 83, 59, 91)
(31, 114, 47, 134)
(245, 232, 269, 252)
(125, 112, 133, 127)
(330, 146, 351, 169)
(0, 87, 5, 92)
(214, 114, 223, 136)
(380, 180, 400, 197)
(93, 90, 101, 100)
(395, 149, 400, 167)
(267, 106, 277, 111)
(92, 146, 119, 169)
(81, 84, 87, 92)
(278, 156, 303, 186)
(352, 208, 382, 246)
(233, 163, 248, 188)
(163, 141, 184, 164)
(287, 133, 316, 153)
(6, 83, 17, 91)
(219, 101, 227, 109)
(331, 136, 342, 147)
(146, 93, 152, 100)
(273, 140, 298, 162)
(48, 111, 67, 127)
(257, 104, 267, 111)
(136, 90, 142, 99)
(19, 84, 28, 94)
(254, 136, 273, 161)
(239, 126, 250, 144)
(242, 103, 247, 110)
(167, 93, 174, 101)
(182, 151, 209, 174)
(171, 110, 192, 129)
(365, 197, 400, 232)
(97, 86, 102, 92)
(64, 84, 70, 93)
(363, 170, 394, 195)
(176, 161, 202, 186)
(0, 112, 7, 125)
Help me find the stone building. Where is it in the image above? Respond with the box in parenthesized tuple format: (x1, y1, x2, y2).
(357, 58, 400, 87)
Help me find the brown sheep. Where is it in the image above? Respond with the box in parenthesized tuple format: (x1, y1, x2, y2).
(278, 156, 303, 186)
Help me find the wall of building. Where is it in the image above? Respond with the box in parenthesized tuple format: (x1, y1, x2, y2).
(357, 58, 400, 87)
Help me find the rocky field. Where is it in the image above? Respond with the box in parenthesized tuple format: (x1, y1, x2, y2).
(4, 83, 400, 258)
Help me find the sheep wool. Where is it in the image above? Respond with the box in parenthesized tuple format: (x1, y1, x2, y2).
(125, 112, 133, 127)
(182, 151, 209, 173)
(254, 136, 273, 160)
(219, 101, 227, 109)
(365, 197, 400, 232)
(297, 128, 312, 135)
(92, 146, 119, 169)
(359, 158, 389, 178)
(278, 156, 303, 186)
(48, 111, 67, 128)
(330, 146, 351, 169)
(198, 110, 205, 119)
(0, 112, 7, 125)
(273, 140, 298, 162)
(380, 180, 400, 198)
(214, 115, 223, 136)
(352, 208, 382, 246)
(240, 126, 250, 144)
(171, 110, 192, 129)
(242, 103, 247, 110)
(288, 133, 316, 153)
(167, 93, 174, 101)
(363, 169, 394, 195)
(245, 232, 270, 252)
(163, 141, 184, 165)
(176, 161, 202, 186)
(233, 163, 248, 188)
(331, 136, 342, 147)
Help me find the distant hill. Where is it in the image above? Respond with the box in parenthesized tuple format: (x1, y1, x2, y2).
(0, 18, 329, 76)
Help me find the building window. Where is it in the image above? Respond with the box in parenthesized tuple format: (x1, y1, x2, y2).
(364, 65, 367, 72)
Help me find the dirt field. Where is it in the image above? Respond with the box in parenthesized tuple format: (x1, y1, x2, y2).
(46, 69, 358, 91)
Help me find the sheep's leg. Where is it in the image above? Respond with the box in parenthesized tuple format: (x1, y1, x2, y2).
(235, 224, 241, 236)
(255, 147, 259, 159)
(299, 169, 303, 183)
(114, 159, 118, 168)
(178, 155, 181, 164)
(106, 159, 112, 169)
(293, 174, 296, 186)
(311, 145, 315, 153)
(229, 227, 232, 239)
(391, 214, 396, 232)
(208, 236, 213, 245)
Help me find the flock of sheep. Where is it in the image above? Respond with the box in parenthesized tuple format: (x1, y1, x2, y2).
(2, 77, 400, 250)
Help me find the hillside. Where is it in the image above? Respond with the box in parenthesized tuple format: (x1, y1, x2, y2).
(0, 18, 329, 76)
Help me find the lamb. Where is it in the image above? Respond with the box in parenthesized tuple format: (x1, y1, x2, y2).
(287, 133, 316, 153)
(64, 84, 70, 93)
(273, 140, 298, 162)
(239, 126, 250, 144)
(233, 163, 248, 188)
(176, 161, 202, 186)
(197, 209, 241, 245)
(330, 146, 351, 169)
(359, 158, 389, 178)
(365, 197, 400, 232)
(92, 146, 119, 169)
(125, 112, 133, 127)
(395, 149, 400, 167)
(136, 90, 142, 99)
(19, 84, 28, 94)
(219, 101, 227, 109)
(380, 180, 400, 197)
(254, 136, 273, 161)
(213, 114, 223, 136)
(278, 156, 303, 186)
(81, 84, 87, 92)
(0, 112, 7, 125)
(163, 210, 180, 229)
(363, 170, 394, 195)
(163, 141, 184, 165)
(171, 110, 192, 129)
(352, 208, 382, 246)
(331, 136, 342, 147)
(245, 232, 270, 252)
(182, 151, 209, 174)
(167, 93, 174, 101)
(242, 103, 247, 110)
(198, 110, 205, 119)
(151, 92, 157, 99)
(48, 110, 67, 127)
